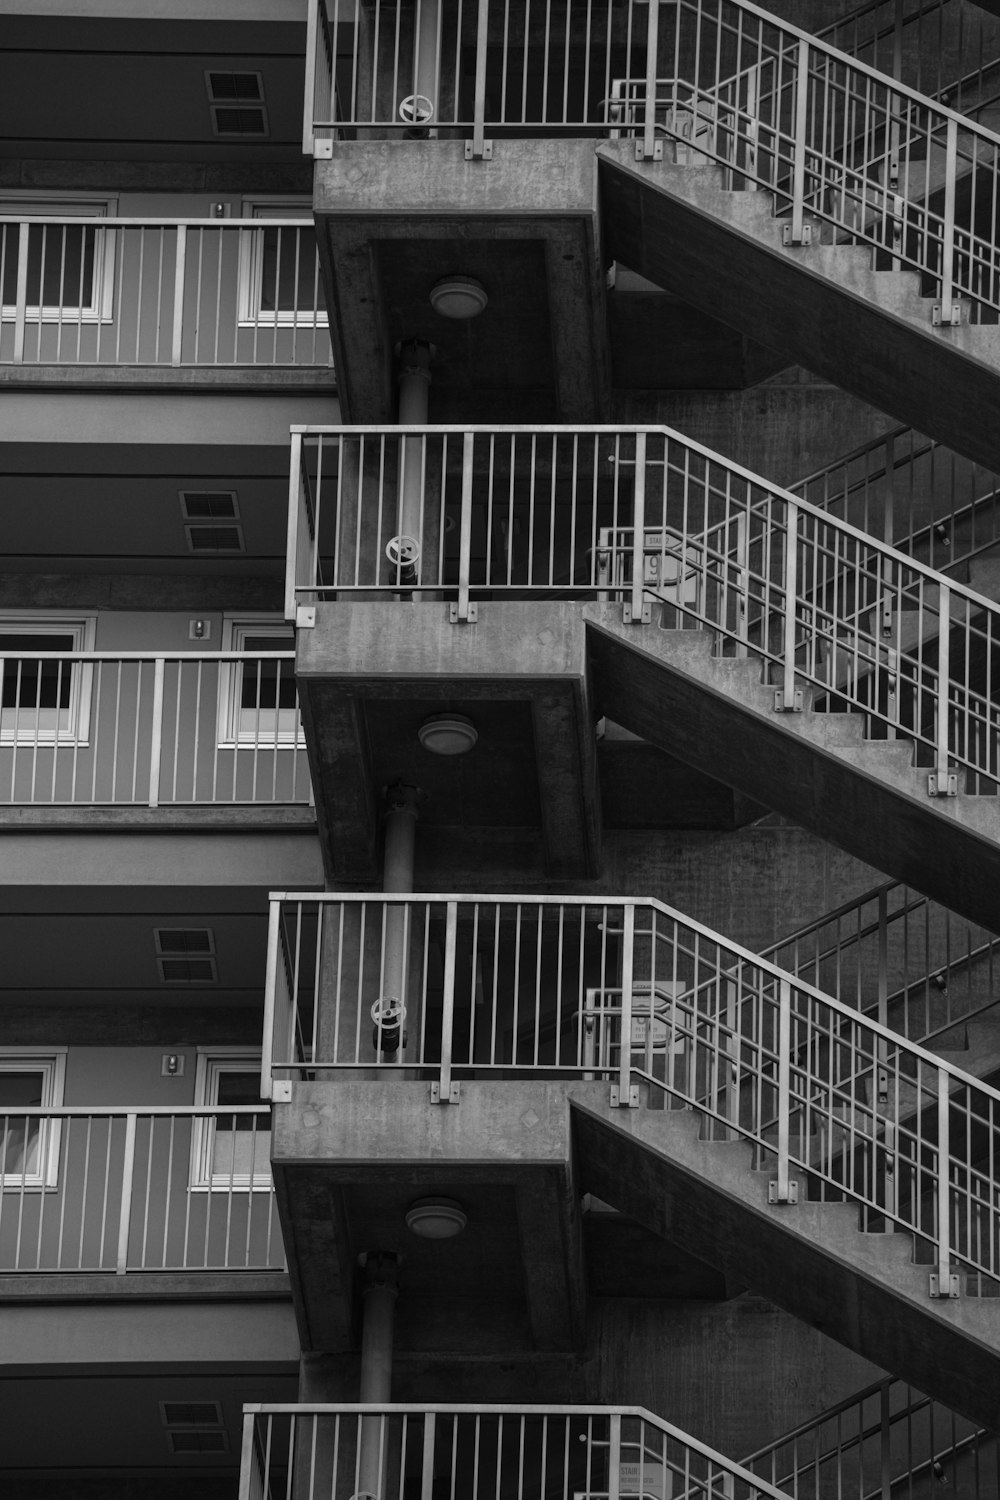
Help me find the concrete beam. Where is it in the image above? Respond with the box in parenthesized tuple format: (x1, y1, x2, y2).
(0, 830, 324, 886)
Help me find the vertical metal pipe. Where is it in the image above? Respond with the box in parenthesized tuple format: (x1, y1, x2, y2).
(358, 1251, 400, 1498)
(392, 341, 434, 584)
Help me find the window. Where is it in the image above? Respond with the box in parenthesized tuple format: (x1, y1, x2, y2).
(237, 201, 326, 327)
(0, 198, 115, 321)
(191, 1052, 270, 1191)
(218, 617, 301, 746)
(0, 615, 96, 744)
(0, 1052, 66, 1189)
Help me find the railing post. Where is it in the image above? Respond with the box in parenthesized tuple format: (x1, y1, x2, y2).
(929, 582, 957, 796)
(626, 433, 650, 624)
(450, 432, 476, 623)
(930, 1064, 960, 1297)
(783, 39, 813, 246)
(768, 978, 797, 1203)
(613, 905, 638, 1107)
(171, 224, 187, 366)
(261, 897, 283, 1103)
(608, 1413, 622, 1500)
(420, 1412, 437, 1500)
(879, 1382, 892, 1500)
(116, 1111, 137, 1274)
(238, 1408, 260, 1500)
(638, 1, 663, 162)
(147, 657, 165, 808)
(433, 900, 459, 1103)
(303, 0, 319, 157)
(934, 118, 961, 327)
(13, 221, 29, 364)
(465, 0, 492, 160)
(776, 500, 802, 711)
(286, 429, 304, 623)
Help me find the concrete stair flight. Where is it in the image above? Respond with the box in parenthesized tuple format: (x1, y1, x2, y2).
(582, 602, 1000, 932)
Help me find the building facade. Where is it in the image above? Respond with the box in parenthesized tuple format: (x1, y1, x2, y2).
(2, 0, 1000, 1495)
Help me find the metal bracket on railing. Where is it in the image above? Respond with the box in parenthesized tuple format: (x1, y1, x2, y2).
(314, 139, 334, 159)
(635, 140, 664, 162)
(927, 772, 958, 798)
(464, 141, 493, 161)
(449, 602, 478, 623)
(932, 302, 962, 328)
(296, 606, 317, 628)
(773, 688, 803, 712)
(430, 1082, 461, 1104)
(781, 223, 813, 247)
(929, 1271, 961, 1299)
(610, 1083, 640, 1108)
(767, 1179, 799, 1204)
(271, 1081, 292, 1103)
(622, 601, 652, 624)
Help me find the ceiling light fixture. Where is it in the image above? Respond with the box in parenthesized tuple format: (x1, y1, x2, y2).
(417, 713, 478, 756)
(405, 1198, 468, 1239)
(429, 276, 488, 320)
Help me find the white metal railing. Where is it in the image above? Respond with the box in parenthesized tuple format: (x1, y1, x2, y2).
(764, 879, 1000, 1046)
(238, 1403, 793, 1500)
(305, 0, 1000, 323)
(791, 425, 1000, 575)
(0, 652, 311, 808)
(0, 218, 331, 367)
(288, 424, 1000, 796)
(743, 1375, 993, 1500)
(264, 891, 1000, 1295)
(0, 1107, 283, 1273)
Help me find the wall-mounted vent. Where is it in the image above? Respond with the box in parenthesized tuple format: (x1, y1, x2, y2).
(184, 524, 245, 554)
(161, 1401, 224, 1428)
(167, 1430, 230, 1455)
(206, 72, 268, 137)
(180, 491, 240, 522)
(155, 928, 217, 984)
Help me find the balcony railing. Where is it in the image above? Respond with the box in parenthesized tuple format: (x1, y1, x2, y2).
(791, 425, 1000, 577)
(306, 0, 1000, 323)
(744, 1374, 992, 1500)
(239, 1403, 790, 1500)
(264, 892, 1000, 1294)
(288, 424, 1000, 796)
(763, 879, 1000, 1047)
(0, 1107, 283, 1273)
(0, 652, 312, 808)
(0, 218, 331, 368)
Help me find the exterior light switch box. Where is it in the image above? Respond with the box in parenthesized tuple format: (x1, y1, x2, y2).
(189, 619, 211, 641)
(161, 1054, 186, 1077)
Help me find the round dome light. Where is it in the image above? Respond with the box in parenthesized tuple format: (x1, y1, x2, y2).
(417, 713, 478, 756)
(405, 1198, 468, 1239)
(429, 276, 488, 320)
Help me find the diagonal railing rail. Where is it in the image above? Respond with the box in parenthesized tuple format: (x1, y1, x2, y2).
(790, 425, 1000, 575)
(238, 1403, 797, 1500)
(741, 1375, 994, 1500)
(304, 0, 1000, 321)
(762, 879, 1000, 1047)
(288, 424, 1000, 795)
(264, 891, 1000, 1295)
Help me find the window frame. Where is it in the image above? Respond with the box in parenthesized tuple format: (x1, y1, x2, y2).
(236, 199, 327, 329)
(217, 615, 303, 749)
(0, 196, 117, 323)
(0, 1050, 67, 1191)
(0, 613, 97, 746)
(190, 1049, 270, 1193)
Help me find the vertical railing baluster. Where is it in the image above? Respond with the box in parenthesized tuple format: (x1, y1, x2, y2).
(438, 901, 457, 1101)
(641, 0, 661, 162)
(788, 39, 811, 244)
(147, 656, 165, 808)
(471, 0, 489, 158)
(171, 224, 187, 366)
(13, 222, 29, 364)
(779, 500, 800, 710)
(629, 432, 647, 623)
(617, 905, 635, 1106)
(933, 1064, 957, 1297)
(116, 1110, 137, 1274)
(772, 978, 794, 1203)
(932, 582, 953, 794)
(937, 117, 959, 326)
(454, 431, 474, 621)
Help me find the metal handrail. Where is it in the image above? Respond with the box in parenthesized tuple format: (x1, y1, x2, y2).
(0, 1106, 283, 1274)
(0, 650, 311, 808)
(288, 423, 1000, 793)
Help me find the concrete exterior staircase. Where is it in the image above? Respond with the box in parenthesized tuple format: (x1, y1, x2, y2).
(581, 601, 1000, 932)
(595, 145, 1000, 473)
(568, 1082, 1000, 1433)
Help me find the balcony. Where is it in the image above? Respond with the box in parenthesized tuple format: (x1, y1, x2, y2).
(0, 1106, 286, 1297)
(239, 1402, 788, 1500)
(0, 650, 313, 825)
(0, 217, 332, 384)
